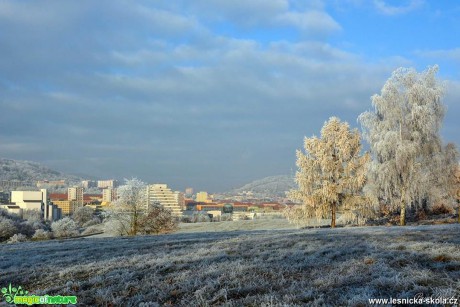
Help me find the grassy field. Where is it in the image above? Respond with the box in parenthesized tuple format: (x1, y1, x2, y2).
(1, 224, 459, 306)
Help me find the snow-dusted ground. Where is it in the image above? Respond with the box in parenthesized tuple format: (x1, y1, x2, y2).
(1, 224, 459, 306)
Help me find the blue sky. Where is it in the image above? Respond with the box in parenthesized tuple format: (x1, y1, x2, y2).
(0, 0, 459, 192)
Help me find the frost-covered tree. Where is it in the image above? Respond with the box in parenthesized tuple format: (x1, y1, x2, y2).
(138, 206, 178, 235)
(0, 217, 17, 242)
(107, 178, 148, 236)
(359, 66, 458, 225)
(72, 206, 95, 226)
(51, 217, 79, 238)
(289, 117, 371, 228)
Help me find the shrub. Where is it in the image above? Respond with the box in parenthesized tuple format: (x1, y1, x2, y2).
(180, 216, 193, 223)
(15, 221, 35, 237)
(51, 217, 79, 238)
(73, 206, 95, 226)
(430, 203, 454, 215)
(32, 229, 52, 241)
(104, 213, 131, 236)
(82, 217, 101, 228)
(0, 217, 18, 242)
(220, 213, 233, 221)
(192, 213, 210, 223)
(22, 209, 43, 223)
(138, 206, 178, 235)
(7, 233, 28, 244)
(81, 225, 102, 236)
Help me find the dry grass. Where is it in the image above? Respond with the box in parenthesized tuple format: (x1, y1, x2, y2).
(1, 224, 459, 306)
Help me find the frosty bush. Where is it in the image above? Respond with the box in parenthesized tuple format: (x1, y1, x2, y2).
(15, 221, 35, 237)
(82, 217, 101, 228)
(22, 209, 42, 223)
(51, 217, 79, 238)
(104, 214, 131, 236)
(0, 217, 18, 242)
(220, 213, 233, 221)
(73, 206, 95, 226)
(138, 206, 178, 235)
(32, 229, 52, 241)
(7, 233, 28, 244)
(192, 212, 211, 223)
(81, 225, 102, 236)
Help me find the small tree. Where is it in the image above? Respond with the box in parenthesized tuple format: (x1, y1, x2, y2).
(289, 117, 371, 228)
(359, 66, 458, 225)
(138, 206, 178, 235)
(0, 217, 17, 242)
(51, 217, 79, 238)
(32, 229, 52, 241)
(108, 178, 147, 236)
(73, 206, 95, 226)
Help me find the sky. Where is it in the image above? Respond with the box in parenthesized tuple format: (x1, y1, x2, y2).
(1, 0, 459, 192)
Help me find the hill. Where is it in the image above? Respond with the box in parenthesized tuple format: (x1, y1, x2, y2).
(0, 158, 84, 187)
(226, 175, 296, 198)
(1, 224, 458, 306)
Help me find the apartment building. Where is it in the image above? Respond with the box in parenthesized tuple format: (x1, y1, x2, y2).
(102, 187, 117, 203)
(97, 179, 118, 189)
(68, 187, 84, 207)
(147, 184, 182, 217)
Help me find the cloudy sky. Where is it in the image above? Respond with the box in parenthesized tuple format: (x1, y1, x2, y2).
(1, 0, 459, 192)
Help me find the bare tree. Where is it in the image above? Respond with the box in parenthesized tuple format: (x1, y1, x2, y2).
(359, 66, 458, 225)
(289, 117, 370, 228)
(108, 178, 147, 236)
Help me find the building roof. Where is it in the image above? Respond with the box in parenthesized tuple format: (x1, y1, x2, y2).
(49, 193, 68, 201)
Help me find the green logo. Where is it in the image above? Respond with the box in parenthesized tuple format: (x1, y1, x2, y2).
(1, 283, 28, 303)
(1, 283, 77, 305)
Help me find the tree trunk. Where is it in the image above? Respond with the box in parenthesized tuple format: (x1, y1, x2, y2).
(400, 204, 406, 226)
(400, 188, 406, 226)
(130, 210, 138, 236)
(457, 200, 460, 224)
(331, 202, 336, 228)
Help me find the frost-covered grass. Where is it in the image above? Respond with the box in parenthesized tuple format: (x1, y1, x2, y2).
(1, 224, 459, 306)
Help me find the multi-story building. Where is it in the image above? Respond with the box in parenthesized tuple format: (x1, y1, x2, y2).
(102, 187, 117, 203)
(0, 180, 34, 190)
(81, 180, 97, 189)
(196, 191, 212, 203)
(147, 184, 182, 217)
(97, 179, 118, 189)
(185, 187, 193, 197)
(36, 180, 66, 188)
(52, 200, 78, 216)
(68, 187, 84, 207)
(7, 189, 61, 221)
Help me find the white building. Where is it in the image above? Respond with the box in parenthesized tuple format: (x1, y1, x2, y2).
(147, 184, 182, 217)
(7, 189, 61, 221)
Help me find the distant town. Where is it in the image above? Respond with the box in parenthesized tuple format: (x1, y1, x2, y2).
(0, 178, 294, 222)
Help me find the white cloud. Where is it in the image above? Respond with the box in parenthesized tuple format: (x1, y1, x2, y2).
(415, 48, 460, 62)
(277, 10, 341, 34)
(374, 0, 424, 15)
